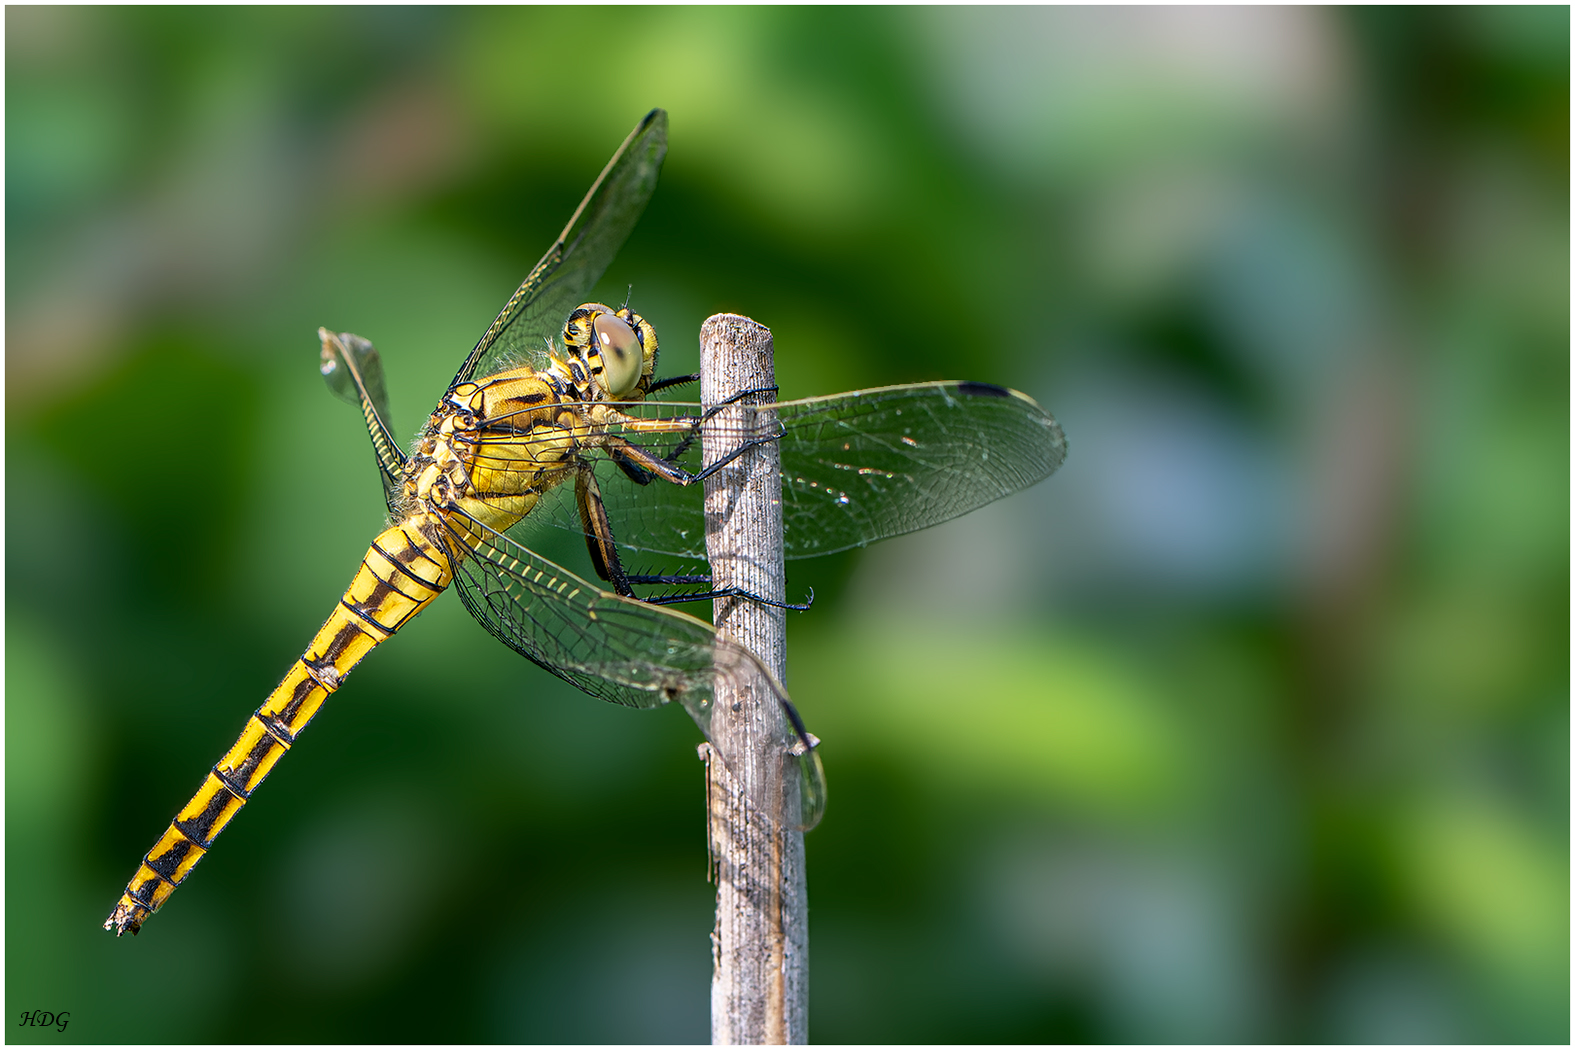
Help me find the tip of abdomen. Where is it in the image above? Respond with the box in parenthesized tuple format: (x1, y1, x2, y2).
(103, 897, 148, 936)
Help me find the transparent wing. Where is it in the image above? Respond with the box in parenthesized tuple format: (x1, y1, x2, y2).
(319, 328, 407, 515)
(772, 380, 1066, 557)
(442, 509, 825, 831)
(452, 110, 668, 387)
(509, 381, 1066, 568)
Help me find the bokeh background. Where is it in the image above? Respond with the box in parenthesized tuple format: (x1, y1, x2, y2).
(7, 6, 1568, 1043)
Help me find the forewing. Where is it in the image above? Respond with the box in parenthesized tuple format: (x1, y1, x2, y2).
(444, 510, 825, 830)
(516, 382, 1066, 566)
(772, 381, 1066, 557)
(453, 110, 668, 387)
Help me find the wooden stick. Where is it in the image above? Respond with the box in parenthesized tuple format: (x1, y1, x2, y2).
(700, 314, 807, 1044)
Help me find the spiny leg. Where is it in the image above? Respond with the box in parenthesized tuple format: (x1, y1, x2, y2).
(576, 453, 809, 609)
(645, 371, 699, 395)
(635, 581, 813, 610)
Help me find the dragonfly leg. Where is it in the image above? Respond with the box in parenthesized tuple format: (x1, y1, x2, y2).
(601, 409, 781, 488)
(607, 437, 662, 486)
(577, 457, 811, 609)
(666, 384, 781, 468)
(689, 386, 788, 482)
(604, 385, 780, 477)
(601, 431, 700, 486)
(699, 384, 779, 410)
(645, 371, 699, 394)
(632, 577, 815, 611)
(575, 463, 636, 596)
(577, 463, 810, 609)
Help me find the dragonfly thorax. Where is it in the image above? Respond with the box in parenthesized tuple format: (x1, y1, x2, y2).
(401, 302, 660, 539)
(405, 408, 476, 509)
(407, 365, 591, 552)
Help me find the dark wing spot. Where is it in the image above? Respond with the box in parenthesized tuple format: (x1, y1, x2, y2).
(957, 381, 1010, 398)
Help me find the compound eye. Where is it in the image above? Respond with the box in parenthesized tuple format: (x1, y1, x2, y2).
(593, 312, 643, 397)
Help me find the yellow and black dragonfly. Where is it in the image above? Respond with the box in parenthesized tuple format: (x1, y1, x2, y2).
(105, 109, 1066, 936)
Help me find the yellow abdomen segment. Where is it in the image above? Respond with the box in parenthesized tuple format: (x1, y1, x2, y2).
(104, 517, 452, 935)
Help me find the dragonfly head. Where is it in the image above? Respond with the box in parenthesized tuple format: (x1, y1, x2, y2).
(564, 303, 658, 401)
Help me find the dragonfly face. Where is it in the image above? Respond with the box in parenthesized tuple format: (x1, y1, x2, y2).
(106, 107, 1066, 937)
(574, 305, 655, 399)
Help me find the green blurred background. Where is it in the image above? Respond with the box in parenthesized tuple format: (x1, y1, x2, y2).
(7, 7, 1567, 1042)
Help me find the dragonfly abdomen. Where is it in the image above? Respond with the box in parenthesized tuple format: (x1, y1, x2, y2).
(104, 517, 453, 935)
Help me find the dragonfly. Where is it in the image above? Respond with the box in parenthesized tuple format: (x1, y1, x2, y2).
(105, 108, 1067, 936)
